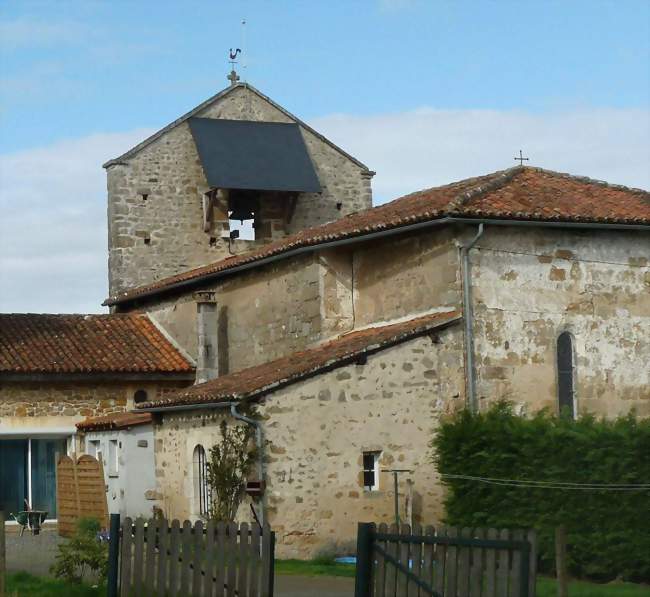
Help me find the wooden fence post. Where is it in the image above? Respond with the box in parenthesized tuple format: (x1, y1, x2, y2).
(0, 511, 6, 597)
(107, 513, 121, 597)
(555, 525, 568, 597)
(354, 522, 374, 597)
(269, 530, 276, 597)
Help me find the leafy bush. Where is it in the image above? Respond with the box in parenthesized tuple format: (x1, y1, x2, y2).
(51, 517, 108, 584)
(431, 403, 650, 582)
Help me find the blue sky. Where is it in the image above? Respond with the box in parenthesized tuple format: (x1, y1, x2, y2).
(1, 0, 649, 312)
(2, 0, 648, 152)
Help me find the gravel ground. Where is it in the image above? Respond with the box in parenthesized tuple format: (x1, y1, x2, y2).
(276, 574, 353, 596)
(5, 528, 64, 577)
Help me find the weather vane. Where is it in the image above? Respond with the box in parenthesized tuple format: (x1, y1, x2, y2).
(514, 150, 529, 166)
(227, 48, 241, 86)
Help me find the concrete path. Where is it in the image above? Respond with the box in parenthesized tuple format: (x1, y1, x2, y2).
(276, 574, 354, 597)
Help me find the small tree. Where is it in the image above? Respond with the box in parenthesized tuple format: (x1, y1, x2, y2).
(51, 517, 108, 584)
(206, 420, 257, 521)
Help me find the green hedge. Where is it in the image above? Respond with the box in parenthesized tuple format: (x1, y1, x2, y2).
(431, 403, 650, 582)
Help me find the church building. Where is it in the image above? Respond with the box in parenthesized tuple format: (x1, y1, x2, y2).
(1, 78, 648, 555)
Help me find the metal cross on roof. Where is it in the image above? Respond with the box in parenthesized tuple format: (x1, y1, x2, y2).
(514, 150, 529, 166)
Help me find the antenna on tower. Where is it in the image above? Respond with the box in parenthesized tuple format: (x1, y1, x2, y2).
(241, 19, 247, 80)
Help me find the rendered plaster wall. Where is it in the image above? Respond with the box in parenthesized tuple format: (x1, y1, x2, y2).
(152, 325, 465, 558)
(145, 253, 322, 374)
(352, 228, 461, 327)
(107, 85, 372, 295)
(315, 229, 462, 340)
(0, 381, 188, 432)
(84, 425, 157, 519)
(471, 227, 650, 417)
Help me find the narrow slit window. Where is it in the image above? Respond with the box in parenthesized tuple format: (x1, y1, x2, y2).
(193, 445, 210, 517)
(557, 332, 575, 419)
(362, 451, 380, 491)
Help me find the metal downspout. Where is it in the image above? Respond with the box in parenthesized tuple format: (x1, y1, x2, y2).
(460, 224, 484, 413)
(230, 403, 266, 526)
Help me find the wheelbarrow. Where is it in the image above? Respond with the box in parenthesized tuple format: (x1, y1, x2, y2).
(11, 510, 48, 536)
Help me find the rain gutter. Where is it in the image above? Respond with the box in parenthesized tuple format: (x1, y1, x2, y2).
(459, 224, 484, 414)
(110, 217, 647, 308)
(109, 218, 455, 307)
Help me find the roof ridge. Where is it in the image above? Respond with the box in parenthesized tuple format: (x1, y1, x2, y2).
(521, 166, 649, 195)
(445, 166, 524, 212)
(105, 166, 649, 307)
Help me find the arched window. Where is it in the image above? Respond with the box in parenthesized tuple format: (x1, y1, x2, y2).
(133, 389, 148, 404)
(193, 445, 210, 517)
(557, 332, 575, 418)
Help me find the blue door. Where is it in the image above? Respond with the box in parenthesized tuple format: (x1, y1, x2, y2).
(0, 438, 67, 518)
(0, 439, 28, 515)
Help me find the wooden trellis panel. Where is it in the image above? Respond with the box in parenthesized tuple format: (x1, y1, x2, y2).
(57, 454, 108, 537)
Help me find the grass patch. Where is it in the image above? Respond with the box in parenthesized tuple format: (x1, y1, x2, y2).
(536, 576, 650, 596)
(275, 560, 650, 595)
(6, 571, 104, 597)
(275, 558, 356, 578)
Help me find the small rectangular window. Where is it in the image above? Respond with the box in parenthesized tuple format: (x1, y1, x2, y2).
(108, 439, 119, 476)
(89, 440, 101, 461)
(362, 451, 380, 491)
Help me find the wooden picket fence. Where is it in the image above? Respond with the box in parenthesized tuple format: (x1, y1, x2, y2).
(107, 515, 275, 597)
(56, 454, 108, 537)
(355, 523, 537, 597)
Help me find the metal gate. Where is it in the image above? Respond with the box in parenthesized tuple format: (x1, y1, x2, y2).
(354, 523, 537, 597)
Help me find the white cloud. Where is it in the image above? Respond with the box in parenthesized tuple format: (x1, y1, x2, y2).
(310, 107, 650, 203)
(0, 107, 648, 313)
(0, 129, 154, 313)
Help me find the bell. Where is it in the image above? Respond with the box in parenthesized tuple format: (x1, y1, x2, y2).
(229, 205, 255, 222)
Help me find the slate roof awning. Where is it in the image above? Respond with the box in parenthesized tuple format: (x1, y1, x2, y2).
(188, 118, 321, 193)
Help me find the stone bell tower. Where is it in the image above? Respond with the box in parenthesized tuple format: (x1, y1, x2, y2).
(105, 81, 373, 297)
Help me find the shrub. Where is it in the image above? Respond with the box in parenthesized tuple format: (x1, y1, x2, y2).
(431, 402, 650, 582)
(206, 419, 257, 521)
(51, 517, 108, 584)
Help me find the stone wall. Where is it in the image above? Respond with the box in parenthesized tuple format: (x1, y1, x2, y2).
(0, 380, 189, 431)
(152, 325, 465, 558)
(146, 253, 322, 374)
(140, 228, 462, 375)
(471, 227, 650, 417)
(107, 84, 372, 295)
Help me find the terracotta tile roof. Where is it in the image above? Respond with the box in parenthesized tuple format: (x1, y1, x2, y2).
(0, 314, 194, 375)
(106, 166, 649, 307)
(76, 411, 153, 432)
(137, 310, 460, 410)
